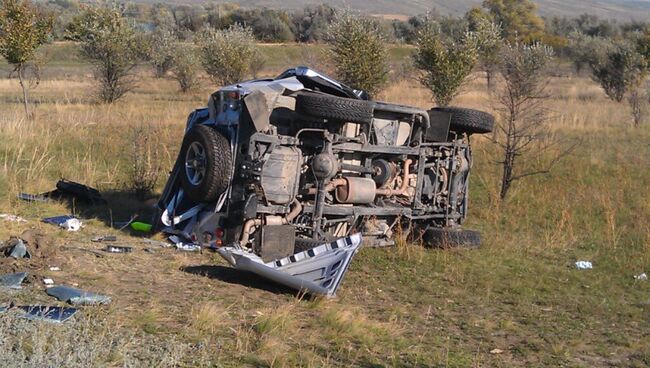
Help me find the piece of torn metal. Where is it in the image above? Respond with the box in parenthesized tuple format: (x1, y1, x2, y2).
(217, 233, 362, 297)
(18, 305, 78, 323)
(91, 235, 117, 242)
(7, 239, 31, 259)
(169, 235, 201, 251)
(0, 272, 28, 289)
(46, 285, 111, 306)
(104, 245, 132, 253)
(18, 179, 106, 205)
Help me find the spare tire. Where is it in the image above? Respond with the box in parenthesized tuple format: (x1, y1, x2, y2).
(430, 107, 494, 134)
(295, 91, 375, 124)
(421, 227, 481, 249)
(180, 125, 232, 202)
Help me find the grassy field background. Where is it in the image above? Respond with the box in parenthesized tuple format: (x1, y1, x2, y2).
(0, 43, 649, 367)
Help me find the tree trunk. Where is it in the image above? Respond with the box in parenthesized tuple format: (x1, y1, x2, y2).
(17, 65, 31, 119)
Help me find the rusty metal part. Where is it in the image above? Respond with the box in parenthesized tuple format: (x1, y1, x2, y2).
(335, 177, 376, 204)
(376, 159, 413, 197)
(307, 178, 347, 195)
(240, 199, 303, 244)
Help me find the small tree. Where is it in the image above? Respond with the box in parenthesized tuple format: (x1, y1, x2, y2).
(66, 7, 144, 103)
(482, 0, 545, 42)
(493, 43, 573, 200)
(413, 19, 478, 106)
(196, 25, 260, 86)
(470, 17, 502, 91)
(147, 27, 176, 78)
(169, 43, 200, 93)
(0, 0, 53, 118)
(627, 86, 646, 127)
(589, 42, 647, 103)
(326, 12, 388, 97)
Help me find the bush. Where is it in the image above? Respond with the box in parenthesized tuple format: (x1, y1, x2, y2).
(589, 41, 647, 102)
(66, 6, 144, 103)
(129, 124, 160, 199)
(196, 24, 260, 86)
(326, 12, 388, 97)
(169, 43, 200, 93)
(147, 28, 176, 78)
(412, 19, 477, 106)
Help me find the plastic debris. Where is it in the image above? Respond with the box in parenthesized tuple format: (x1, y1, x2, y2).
(7, 239, 31, 259)
(634, 273, 647, 280)
(0, 272, 28, 289)
(43, 215, 83, 231)
(0, 214, 27, 223)
(104, 245, 133, 253)
(18, 179, 105, 205)
(130, 222, 152, 232)
(575, 261, 592, 269)
(46, 285, 111, 306)
(18, 306, 78, 323)
(490, 349, 504, 354)
(43, 278, 54, 286)
(91, 235, 117, 242)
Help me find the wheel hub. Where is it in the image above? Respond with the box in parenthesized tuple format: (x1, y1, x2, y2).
(185, 142, 207, 185)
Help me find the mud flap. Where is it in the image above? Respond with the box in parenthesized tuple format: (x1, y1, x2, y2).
(217, 233, 362, 297)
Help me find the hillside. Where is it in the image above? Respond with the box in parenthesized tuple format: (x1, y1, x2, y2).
(146, 0, 650, 20)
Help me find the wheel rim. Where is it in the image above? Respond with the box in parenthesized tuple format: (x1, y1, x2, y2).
(184, 142, 207, 186)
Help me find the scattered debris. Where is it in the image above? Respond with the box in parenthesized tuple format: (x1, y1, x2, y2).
(61, 246, 105, 258)
(46, 285, 111, 306)
(130, 222, 152, 232)
(91, 235, 117, 242)
(575, 261, 593, 269)
(169, 235, 200, 251)
(43, 278, 54, 286)
(104, 245, 133, 253)
(18, 179, 105, 205)
(6, 239, 31, 259)
(142, 238, 173, 248)
(43, 215, 83, 231)
(634, 273, 647, 281)
(0, 214, 27, 223)
(16, 230, 55, 258)
(490, 348, 504, 355)
(18, 305, 78, 323)
(49, 266, 60, 271)
(0, 272, 28, 289)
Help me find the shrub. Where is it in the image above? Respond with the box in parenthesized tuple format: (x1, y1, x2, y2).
(412, 19, 477, 106)
(169, 43, 200, 93)
(129, 124, 160, 199)
(147, 28, 176, 78)
(589, 41, 647, 102)
(196, 24, 260, 86)
(326, 12, 388, 97)
(66, 6, 145, 103)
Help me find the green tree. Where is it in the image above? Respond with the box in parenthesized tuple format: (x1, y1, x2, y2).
(467, 13, 502, 91)
(589, 41, 647, 102)
(412, 19, 478, 106)
(147, 27, 176, 78)
(170, 43, 200, 93)
(326, 12, 388, 96)
(482, 0, 544, 42)
(0, 0, 53, 118)
(66, 6, 144, 103)
(196, 24, 260, 86)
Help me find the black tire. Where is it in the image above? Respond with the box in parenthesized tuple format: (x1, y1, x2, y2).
(179, 125, 232, 202)
(422, 227, 481, 249)
(295, 92, 375, 124)
(430, 107, 494, 134)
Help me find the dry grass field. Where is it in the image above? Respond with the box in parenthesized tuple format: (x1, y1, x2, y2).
(0, 43, 649, 367)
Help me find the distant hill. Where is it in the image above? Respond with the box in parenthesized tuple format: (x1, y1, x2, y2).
(150, 0, 650, 20)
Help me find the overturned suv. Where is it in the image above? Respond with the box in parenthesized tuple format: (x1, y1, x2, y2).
(158, 67, 493, 294)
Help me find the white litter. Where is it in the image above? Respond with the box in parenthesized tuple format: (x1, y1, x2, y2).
(575, 261, 592, 269)
(490, 349, 504, 354)
(634, 273, 647, 280)
(60, 218, 82, 231)
(43, 278, 54, 285)
(0, 214, 27, 223)
(49, 267, 60, 271)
